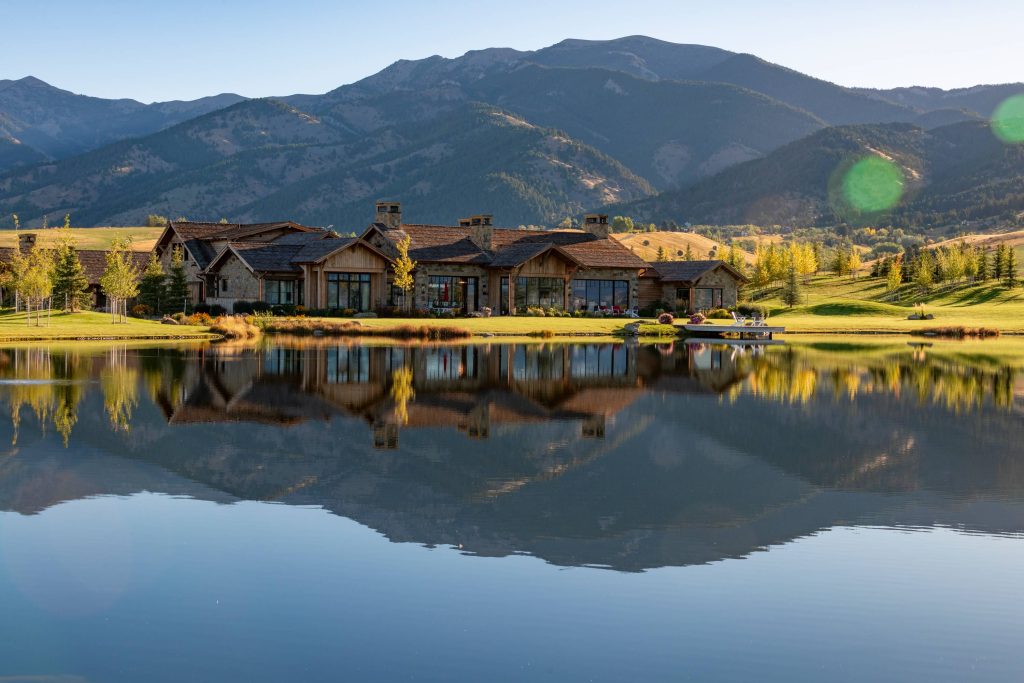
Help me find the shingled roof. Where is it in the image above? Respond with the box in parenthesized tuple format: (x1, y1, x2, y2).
(205, 235, 385, 274)
(369, 223, 647, 270)
(162, 220, 323, 270)
(644, 260, 750, 283)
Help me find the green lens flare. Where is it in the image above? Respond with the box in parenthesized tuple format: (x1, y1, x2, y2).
(842, 156, 904, 213)
(992, 94, 1024, 144)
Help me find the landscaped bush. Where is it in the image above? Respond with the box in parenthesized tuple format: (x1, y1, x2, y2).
(689, 313, 706, 324)
(657, 312, 675, 324)
(171, 312, 187, 323)
(736, 303, 769, 318)
(186, 312, 213, 326)
(131, 304, 153, 318)
(208, 304, 227, 316)
(639, 301, 670, 317)
(705, 307, 731, 319)
(233, 300, 255, 314)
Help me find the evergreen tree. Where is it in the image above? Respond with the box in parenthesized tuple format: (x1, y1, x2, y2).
(656, 246, 666, 262)
(165, 247, 190, 313)
(138, 252, 167, 314)
(1006, 247, 1019, 288)
(781, 263, 802, 308)
(683, 243, 694, 261)
(994, 244, 1007, 280)
(976, 247, 990, 281)
(51, 215, 90, 312)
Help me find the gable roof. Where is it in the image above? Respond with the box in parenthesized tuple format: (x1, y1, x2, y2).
(205, 236, 388, 275)
(645, 260, 750, 284)
(364, 223, 647, 271)
(158, 220, 324, 270)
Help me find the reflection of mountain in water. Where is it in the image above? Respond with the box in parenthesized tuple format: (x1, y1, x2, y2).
(0, 342, 1022, 571)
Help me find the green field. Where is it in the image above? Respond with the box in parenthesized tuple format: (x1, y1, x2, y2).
(0, 227, 163, 251)
(0, 311, 215, 341)
(749, 274, 1024, 334)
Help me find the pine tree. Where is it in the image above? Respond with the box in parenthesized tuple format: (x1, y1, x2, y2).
(656, 246, 666, 261)
(976, 247, 990, 282)
(781, 263, 802, 308)
(1005, 247, 1019, 288)
(994, 244, 1007, 280)
(51, 216, 90, 312)
(683, 243, 694, 261)
(138, 252, 167, 314)
(165, 247, 190, 313)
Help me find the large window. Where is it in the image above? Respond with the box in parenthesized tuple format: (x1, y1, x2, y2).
(570, 279, 629, 312)
(327, 272, 371, 311)
(428, 276, 477, 311)
(693, 288, 723, 311)
(499, 277, 564, 313)
(265, 279, 301, 306)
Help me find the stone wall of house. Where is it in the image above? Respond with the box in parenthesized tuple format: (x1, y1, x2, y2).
(205, 254, 260, 308)
(695, 268, 741, 308)
(412, 264, 489, 311)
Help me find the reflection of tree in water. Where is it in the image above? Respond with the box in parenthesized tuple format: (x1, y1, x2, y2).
(0, 348, 54, 445)
(51, 351, 87, 446)
(101, 347, 138, 433)
(389, 366, 415, 426)
(744, 347, 1018, 413)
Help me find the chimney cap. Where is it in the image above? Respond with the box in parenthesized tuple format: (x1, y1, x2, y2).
(376, 200, 402, 213)
(584, 213, 608, 224)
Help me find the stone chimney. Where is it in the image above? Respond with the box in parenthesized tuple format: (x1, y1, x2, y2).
(583, 213, 610, 239)
(463, 214, 494, 251)
(18, 233, 37, 253)
(375, 201, 402, 229)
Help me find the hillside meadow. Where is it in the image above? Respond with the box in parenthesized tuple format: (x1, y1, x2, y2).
(0, 227, 163, 251)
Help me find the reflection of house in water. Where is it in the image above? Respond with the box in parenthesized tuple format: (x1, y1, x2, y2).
(158, 342, 751, 448)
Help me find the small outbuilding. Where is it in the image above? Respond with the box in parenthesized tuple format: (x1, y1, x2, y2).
(638, 260, 749, 313)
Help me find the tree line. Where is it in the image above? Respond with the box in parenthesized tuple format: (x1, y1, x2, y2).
(0, 216, 191, 324)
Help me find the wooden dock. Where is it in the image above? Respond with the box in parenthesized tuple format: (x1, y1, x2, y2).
(681, 323, 786, 340)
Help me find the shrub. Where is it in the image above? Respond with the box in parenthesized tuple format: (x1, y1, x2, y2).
(131, 304, 153, 318)
(689, 313, 706, 325)
(736, 303, 769, 318)
(186, 312, 213, 326)
(171, 312, 187, 323)
(528, 329, 556, 338)
(193, 303, 211, 314)
(233, 300, 254, 314)
(705, 307, 730, 319)
(657, 312, 674, 325)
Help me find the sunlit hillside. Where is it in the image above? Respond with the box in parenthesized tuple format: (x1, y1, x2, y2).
(614, 231, 755, 263)
(0, 227, 163, 251)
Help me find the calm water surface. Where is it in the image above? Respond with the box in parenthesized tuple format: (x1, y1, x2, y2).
(0, 339, 1022, 682)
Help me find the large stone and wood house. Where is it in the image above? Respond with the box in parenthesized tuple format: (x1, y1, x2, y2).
(0, 201, 744, 315)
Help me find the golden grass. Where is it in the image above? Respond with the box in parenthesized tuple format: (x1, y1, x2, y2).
(614, 231, 755, 264)
(0, 310, 215, 341)
(0, 226, 164, 251)
(258, 318, 473, 340)
(209, 315, 260, 339)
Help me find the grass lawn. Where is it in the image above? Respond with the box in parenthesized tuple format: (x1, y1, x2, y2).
(297, 315, 672, 336)
(0, 227, 163, 251)
(0, 310, 215, 341)
(753, 275, 1024, 334)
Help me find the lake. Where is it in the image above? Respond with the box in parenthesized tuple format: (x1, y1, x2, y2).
(0, 338, 1022, 682)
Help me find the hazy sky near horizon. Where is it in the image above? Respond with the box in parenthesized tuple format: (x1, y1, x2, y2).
(4, 0, 1022, 102)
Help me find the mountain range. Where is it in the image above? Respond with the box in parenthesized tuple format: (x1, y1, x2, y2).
(1, 36, 1021, 230)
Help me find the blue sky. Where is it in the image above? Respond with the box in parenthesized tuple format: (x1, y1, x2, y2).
(5, 0, 1022, 102)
